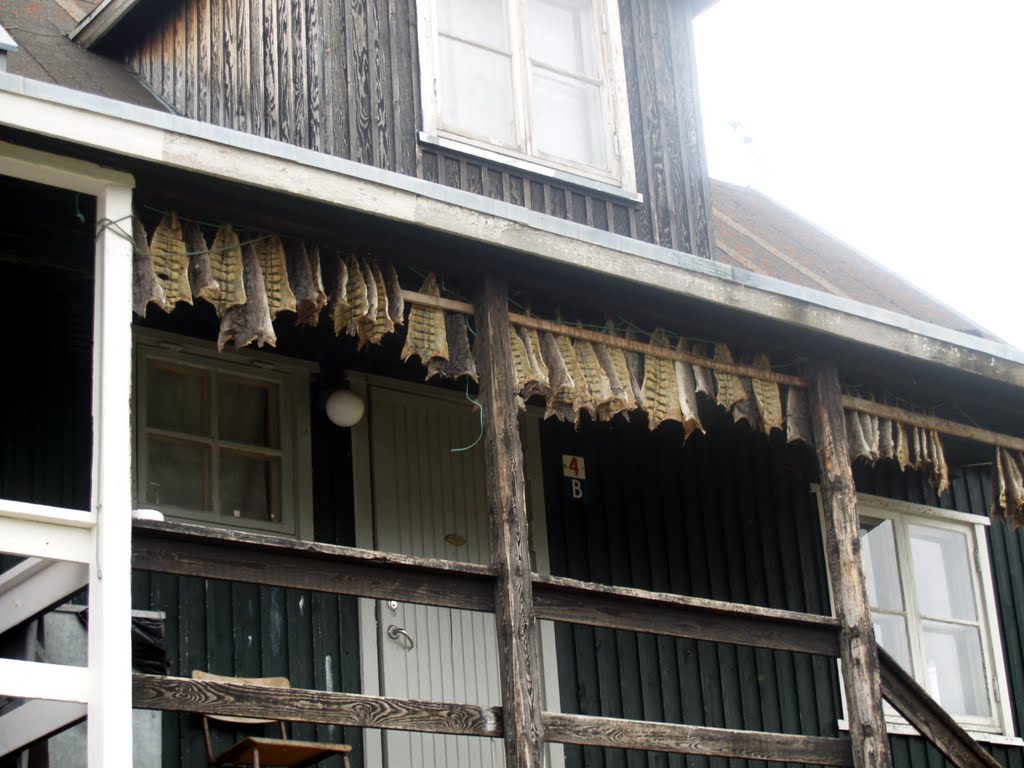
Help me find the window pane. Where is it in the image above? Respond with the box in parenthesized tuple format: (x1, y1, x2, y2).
(873, 613, 912, 672)
(910, 525, 977, 621)
(528, 0, 598, 77)
(147, 362, 209, 435)
(860, 519, 903, 611)
(439, 37, 516, 144)
(146, 437, 210, 512)
(438, 0, 509, 51)
(220, 451, 281, 523)
(531, 68, 605, 167)
(219, 377, 279, 448)
(922, 620, 990, 717)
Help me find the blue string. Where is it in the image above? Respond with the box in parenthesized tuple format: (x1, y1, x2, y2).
(451, 377, 484, 453)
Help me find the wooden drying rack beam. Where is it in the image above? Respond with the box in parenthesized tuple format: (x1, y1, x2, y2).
(401, 290, 1024, 455)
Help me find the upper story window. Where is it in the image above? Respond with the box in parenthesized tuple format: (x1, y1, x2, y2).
(857, 495, 1013, 735)
(134, 330, 314, 538)
(417, 0, 637, 191)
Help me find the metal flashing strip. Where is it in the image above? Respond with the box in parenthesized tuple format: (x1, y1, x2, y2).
(70, 0, 141, 49)
(0, 71, 1022, 384)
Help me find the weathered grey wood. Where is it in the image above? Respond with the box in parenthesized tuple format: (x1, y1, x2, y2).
(306, 0, 323, 151)
(348, 0, 372, 164)
(263, 0, 279, 140)
(542, 712, 853, 766)
(474, 275, 544, 767)
(807, 361, 892, 768)
(292, 0, 308, 148)
(248, 0, 263, 137)
(277, 0, 292, 143)
(133, 674, 503, 737)
(132, 520, 495, 611)
(532, 573, 841, 656)
(878, 647, 1001, 768)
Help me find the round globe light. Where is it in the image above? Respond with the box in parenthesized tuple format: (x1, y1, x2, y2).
(325, 389, 365, 427)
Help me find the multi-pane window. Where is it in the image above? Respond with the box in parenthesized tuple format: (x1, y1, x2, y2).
(134, 332, 313, 537)
(419, 0, 635, 188)
(857, 497, 1012, 733)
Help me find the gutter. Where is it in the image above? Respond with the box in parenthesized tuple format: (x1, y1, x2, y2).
(0, 71, 1022, 387)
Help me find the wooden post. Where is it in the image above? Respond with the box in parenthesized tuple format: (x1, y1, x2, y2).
(474, 276, 544, 767)
(807, 361, 892, 768)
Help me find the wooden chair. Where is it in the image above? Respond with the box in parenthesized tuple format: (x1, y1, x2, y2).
(192, 670, 352, 768)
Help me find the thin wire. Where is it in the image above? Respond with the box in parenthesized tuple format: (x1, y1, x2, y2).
(451, 377, 483, 453)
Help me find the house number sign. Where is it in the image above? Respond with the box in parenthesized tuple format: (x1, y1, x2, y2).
(562, 454, 586, 501)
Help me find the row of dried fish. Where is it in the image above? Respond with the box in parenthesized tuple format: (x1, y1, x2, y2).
(846, 410, 950, 495)
(131, 212, 408, 351)
(993, 448, 1024, 528)
(399, 274, 478, 382)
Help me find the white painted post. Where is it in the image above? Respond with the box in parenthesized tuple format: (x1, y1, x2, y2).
(88, 183, 135, 767)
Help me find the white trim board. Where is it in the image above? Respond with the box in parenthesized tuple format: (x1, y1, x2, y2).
(1, 76, 1022, 387)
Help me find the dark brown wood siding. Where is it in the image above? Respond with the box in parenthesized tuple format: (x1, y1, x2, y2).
(123, 0, 714, 256)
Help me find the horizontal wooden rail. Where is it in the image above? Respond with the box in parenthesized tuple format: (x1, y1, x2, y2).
(134, 675, 852, 765)
(532, 574, 841, 656)
(132, 674, 502, 737)
(132, 520, 495, 611)
(543, 712, 853, 766)
(878, 647, 1001, 768)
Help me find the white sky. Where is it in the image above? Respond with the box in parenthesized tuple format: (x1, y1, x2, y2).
(692, 0, 1024, 351)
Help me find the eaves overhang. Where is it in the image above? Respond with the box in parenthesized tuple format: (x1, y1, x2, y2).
(0, 70, 1022, 388)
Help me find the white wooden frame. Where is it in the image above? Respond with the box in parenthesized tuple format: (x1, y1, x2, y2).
(0, 140, 136, 767)
(349, 373, 565, 767)
(816, 488, 1017, 741)
(133, 328, 316, 540)
(416, 0, 637, 193)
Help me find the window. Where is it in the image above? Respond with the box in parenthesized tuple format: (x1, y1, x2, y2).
(134, 330, 314, 538)
(848, 494, 1013, 736)
(417, 0, 636, 191)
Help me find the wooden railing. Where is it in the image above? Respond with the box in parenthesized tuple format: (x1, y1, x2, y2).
(131, 519, 999, 767)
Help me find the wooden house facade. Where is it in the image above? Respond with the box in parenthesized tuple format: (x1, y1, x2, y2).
(2, 2, 1024, 768)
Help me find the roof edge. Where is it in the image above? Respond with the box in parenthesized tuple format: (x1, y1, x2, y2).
(70, 0, 141, 50)
(1, 71, 1022, 388)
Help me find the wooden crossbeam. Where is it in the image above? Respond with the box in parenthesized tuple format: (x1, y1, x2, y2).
(532, 574, 840, 656)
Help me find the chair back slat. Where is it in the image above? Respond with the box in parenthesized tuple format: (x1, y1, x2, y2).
(191, 670, 291, 725)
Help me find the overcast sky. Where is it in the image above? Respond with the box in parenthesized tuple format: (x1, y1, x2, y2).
(693, 0, 1024, 352)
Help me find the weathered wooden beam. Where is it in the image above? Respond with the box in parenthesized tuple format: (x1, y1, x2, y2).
(807, 361, 892, 768)
(132, 520, 495, 611)
(878, 648, 1001, 768)
(542, 712, 853, 766)
(132, 674, 502, 737)
(475, 275, 544, 767)
(532, 573, 841, 656)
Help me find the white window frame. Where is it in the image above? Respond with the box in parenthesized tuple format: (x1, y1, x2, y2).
(133, 328, 315, 540)
(416, 0, 638, 195)
(817, 490, 1018, 742)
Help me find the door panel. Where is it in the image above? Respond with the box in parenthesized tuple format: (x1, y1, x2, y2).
(370, 385, 505, 767)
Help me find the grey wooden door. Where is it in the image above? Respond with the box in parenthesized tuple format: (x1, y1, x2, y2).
(369, 384, 506, 767)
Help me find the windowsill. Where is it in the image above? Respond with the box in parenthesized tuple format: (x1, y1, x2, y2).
(418, 131, 644, 205)
(837, 718, 1024, 747)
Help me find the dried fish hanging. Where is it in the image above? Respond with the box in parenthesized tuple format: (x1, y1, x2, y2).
(132, 215, 165, 316)
(540, 331, 578, 425)
(205, 224, 247, 317)
(574, 339, 613, 418)
(517, 325, 550, 402)
(150, 211, 193, 311)
(287, 242, 327, 327)
(593, 325, 635, 421)
(217, 244, 276, 351)
(690, 342, 716, 400)
(751, 354, 783, 435)
(640, 329, 682, 430)
(357, 259, 394, 349)
(327, 254, 349, 335)
(555, 333, 593, 418)
(182, 220, 219, 303)
(401, 273, 448, 365)
(253, 234, 296, 318)
(713, 344, 745, 410)
(623, 330, 647, 410)
(384, 261, 405, 328)
(427, 313, 477, 383)
(784, 386, 813, 445)
(673, 339, 703, 441)
(993, 448, 1024, 528)
(511, 326, 541, 402)
(731, 378, 762, 433)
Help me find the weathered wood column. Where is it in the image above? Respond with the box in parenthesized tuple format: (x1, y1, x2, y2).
(807, 361, 892, 768)
(474, 276, 544, 767)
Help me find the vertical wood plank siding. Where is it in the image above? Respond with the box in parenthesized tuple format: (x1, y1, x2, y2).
(123, 0, 714, 255)
(131, 397, 363, 768)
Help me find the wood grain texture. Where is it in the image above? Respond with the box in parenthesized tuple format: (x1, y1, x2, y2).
(133, 674, 503, 737)
(542, 712, 853, 765)
(879, 647, 1001, 768)
(132, 520, 496, 611)
(532, 574, 841, 656)
(474, 276, 544, 767)
(807, 361, 893, 768)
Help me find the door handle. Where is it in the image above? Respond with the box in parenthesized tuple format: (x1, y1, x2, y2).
(387, 624, 415, 651)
